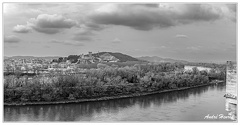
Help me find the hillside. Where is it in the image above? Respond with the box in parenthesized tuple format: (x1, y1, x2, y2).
(137, 56, 189, 63)
(92, 52, 139, 62)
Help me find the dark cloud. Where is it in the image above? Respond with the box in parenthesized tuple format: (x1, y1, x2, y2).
(4, 35, 21, 43)
(84, 22, 105, 31)
(13, 25, 31, 33)
(176, 4, 222, 23)
(89, 8, 175, 30)
(88, 4, 226, 31)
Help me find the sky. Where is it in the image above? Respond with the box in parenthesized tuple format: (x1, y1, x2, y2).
(3, 3, 237, 63)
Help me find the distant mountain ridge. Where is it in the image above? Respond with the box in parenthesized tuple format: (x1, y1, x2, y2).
(137, 56, 189, 63)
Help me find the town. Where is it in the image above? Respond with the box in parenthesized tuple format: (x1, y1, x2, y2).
(4, 52, 121, 75)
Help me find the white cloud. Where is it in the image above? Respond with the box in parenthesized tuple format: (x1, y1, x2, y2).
(29, 14, 77, 29)
(13, 14, 78, 34)
(13, 25, 31, 33)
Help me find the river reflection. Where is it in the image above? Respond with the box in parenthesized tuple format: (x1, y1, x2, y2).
(4, 83, 234, 121)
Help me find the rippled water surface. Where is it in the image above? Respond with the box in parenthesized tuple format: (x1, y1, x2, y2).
(4, 83, 235, 121)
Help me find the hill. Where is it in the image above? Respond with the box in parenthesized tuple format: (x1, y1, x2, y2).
(65, 52, 139, 63)
(137, 56, 189, 63)
(92, 52, 139, 62)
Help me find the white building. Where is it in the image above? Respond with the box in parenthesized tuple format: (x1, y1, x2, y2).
(184, 65, 212, 72)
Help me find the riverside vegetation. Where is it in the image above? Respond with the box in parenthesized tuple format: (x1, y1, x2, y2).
(4, 62, 225, 105)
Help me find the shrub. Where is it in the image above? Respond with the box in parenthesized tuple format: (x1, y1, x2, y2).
(42, 94, 52, 101)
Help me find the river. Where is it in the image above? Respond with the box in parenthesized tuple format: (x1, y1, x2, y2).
(4, 83, 236, 121)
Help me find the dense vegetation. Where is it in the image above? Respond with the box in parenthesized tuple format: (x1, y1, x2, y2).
(66, 55, 79, 63)
(4, 63, 225, 104)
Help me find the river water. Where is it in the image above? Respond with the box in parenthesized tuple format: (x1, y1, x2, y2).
(4, 83, 236, 121)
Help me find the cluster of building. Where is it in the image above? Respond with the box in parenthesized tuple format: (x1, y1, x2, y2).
(76, 52, 119, 64)
(4, 52, 120, 74)
(4, 58, 55, 74)
(183, 65, 221, 73)
(184, 65, 212, 72)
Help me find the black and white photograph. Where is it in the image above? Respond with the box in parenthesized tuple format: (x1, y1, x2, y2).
(2, 1, 238, 122)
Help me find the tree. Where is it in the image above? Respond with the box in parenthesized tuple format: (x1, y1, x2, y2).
(192, 67, 200, 75)
(5, 64, 12, 73)
(15, 67, 22, 79)
(97, 63, 109, 69)
(58, 57, 63, 62)
(24, 65, 29, 73)
(200, 70, 208, 76)
(33, 66, 37, 74)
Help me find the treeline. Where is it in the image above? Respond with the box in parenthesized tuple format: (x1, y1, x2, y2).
(4, 63, 224, 104)
(52, 55, 77, 63)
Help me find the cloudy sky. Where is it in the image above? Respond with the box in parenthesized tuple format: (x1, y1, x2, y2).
(3, 3, 237, 63)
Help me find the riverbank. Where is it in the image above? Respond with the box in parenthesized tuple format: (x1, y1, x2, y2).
(4, 82, 221, 106)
